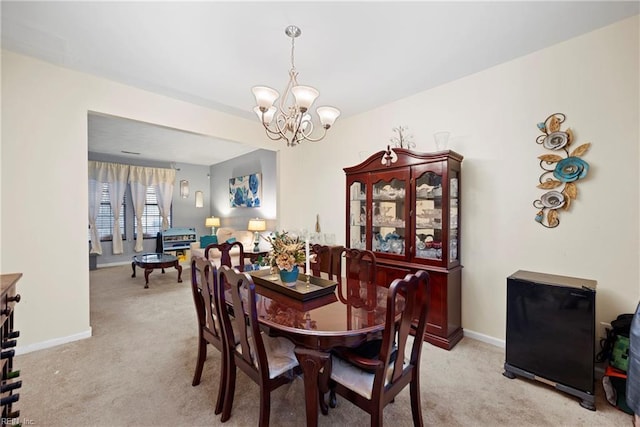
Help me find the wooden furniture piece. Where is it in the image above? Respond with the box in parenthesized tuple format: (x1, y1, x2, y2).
(503, 270, 597, 410)
(131, 253, 182, 288)
(310, 244, 344, 281)
(190, 256, 226, 415)
(328, 270, 430, 426)
(1, 273, 22, 424)
(217, 266, 301, 426)
(241, 273, 401, 426)
(344, 148, 463, 349)
(205, 241, 245, 270)
(338, 248, 378, 306)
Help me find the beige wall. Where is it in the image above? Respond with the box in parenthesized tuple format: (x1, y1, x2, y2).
(1, 50, 269, 350)
(278, 16, 640, 343)
(1, 15, 638, 351)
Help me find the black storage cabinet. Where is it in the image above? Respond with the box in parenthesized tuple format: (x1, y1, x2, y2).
(503, 270, 596, 410)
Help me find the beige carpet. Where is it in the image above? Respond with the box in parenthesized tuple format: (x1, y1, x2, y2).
(16, 264, 632, 426)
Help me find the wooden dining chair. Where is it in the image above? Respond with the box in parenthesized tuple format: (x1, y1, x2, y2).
(216, 265, 301, 426)
(310, 244, 344, 280)
(190, 255, 226, 415)
(205, 241, 246, 270)
(328, 270, 431, 427)
(338, 248, 377, 306)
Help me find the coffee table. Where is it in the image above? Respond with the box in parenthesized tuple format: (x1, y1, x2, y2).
(131, 253, 182, 288)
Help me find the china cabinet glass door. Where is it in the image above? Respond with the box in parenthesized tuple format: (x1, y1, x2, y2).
(414, 170, 443, 261)
(371, 172, 408, 257)
(348, 178, 367, 250)
(449, 171, 459, 262)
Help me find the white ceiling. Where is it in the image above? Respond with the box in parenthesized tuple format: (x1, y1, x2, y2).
(2, 1, 638, 165)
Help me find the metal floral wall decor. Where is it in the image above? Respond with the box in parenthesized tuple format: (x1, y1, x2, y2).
(533, 113, 590, 228)
(389, 126, 415, 149)
(229, 173, 262, 207)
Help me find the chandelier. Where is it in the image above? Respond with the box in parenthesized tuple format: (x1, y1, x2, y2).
(251, 25, 340, 147)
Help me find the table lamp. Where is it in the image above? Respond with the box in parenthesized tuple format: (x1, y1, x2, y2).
(247, 218, 266, 252)
(205, 217, 220, 235)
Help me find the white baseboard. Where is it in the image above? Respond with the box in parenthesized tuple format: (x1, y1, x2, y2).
(15, 328, 92, 355)
(464, 328, 505, 348)
(96, 261, 131, 268)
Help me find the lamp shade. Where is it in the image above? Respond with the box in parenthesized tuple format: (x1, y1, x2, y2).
(247, 218, 266, 232)
(291, 85, 319, 111)
(317, 106, 341, 127)
(254, 106, 276, 125)
(252, 86, 279, 110)
(205, 217, 220, 228)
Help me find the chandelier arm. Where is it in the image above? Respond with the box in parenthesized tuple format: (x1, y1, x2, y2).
(257, 111, 285, 141)
(278, 69, 298, 115)
(297, 126, 329, 143)
(261, 125, 285, 141)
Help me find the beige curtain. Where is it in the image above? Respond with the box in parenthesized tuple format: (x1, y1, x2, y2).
(128, 166, 176, 252)
(88, 161, 130, 255)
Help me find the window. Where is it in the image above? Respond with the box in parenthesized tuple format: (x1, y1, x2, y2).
(94, 183, 126, 241)
(134, 186, 171, 239)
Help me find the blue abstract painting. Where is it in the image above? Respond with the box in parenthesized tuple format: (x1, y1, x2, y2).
(229, 173, 262, 207)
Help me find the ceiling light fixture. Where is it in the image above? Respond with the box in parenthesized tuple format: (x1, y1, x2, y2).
(251, 25, 340, 147)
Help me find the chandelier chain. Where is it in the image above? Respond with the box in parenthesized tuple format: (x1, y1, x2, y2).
(290, 33, 296, 71)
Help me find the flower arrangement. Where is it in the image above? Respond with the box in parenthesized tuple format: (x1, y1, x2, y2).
(264, 231, 306, 272)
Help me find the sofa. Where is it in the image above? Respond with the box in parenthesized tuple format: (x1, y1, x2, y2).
(190, 227, 255, 267)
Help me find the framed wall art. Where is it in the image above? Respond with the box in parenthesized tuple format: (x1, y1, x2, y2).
(229, 173, 262, 207)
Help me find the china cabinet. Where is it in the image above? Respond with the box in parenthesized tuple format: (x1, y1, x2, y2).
(344, 148, 463, 349)
(1, 273, 22, 423)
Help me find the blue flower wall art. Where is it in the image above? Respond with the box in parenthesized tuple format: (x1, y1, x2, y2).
(533, 113, 591, 228)
(229, 173, 262, 207)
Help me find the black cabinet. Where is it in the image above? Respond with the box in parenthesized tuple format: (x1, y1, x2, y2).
(503, 270, 596, 410)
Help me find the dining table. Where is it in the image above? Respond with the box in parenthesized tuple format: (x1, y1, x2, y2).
(245, 269, 399, 427)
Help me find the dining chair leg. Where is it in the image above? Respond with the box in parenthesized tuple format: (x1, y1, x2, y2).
(192, 337, 206, 386)
(258, 389, 271, 427)
(318, 358, 331, 415)
(328, 380, 337, 408)
(214, 349, 227, 415)
(410, 377, 423, 427)
(371, 405, 382, 427)
(221, 361, 237, 422)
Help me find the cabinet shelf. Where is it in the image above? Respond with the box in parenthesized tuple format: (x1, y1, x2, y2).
(344, 148, 463, 350)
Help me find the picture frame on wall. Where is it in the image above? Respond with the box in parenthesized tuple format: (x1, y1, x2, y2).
(229, 173, 262, 207)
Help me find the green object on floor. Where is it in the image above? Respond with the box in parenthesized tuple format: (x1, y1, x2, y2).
(611, 335, 630, 372)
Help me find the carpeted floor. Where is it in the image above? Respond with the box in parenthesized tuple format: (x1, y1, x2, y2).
(15, 264, 632, 426)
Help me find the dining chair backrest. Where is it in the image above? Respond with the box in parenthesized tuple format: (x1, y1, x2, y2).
(218, 266, 266, 378)
(310, 244, 344, 280)
(328, 270, 431, 426)
(216, 265, 300, 425)
(340, 248, 377, 306)
(189, 255, 226, 414)
(205, 241, 245, 270)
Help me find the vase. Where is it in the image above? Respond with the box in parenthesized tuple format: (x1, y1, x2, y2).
(279, 265, 299, 287)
